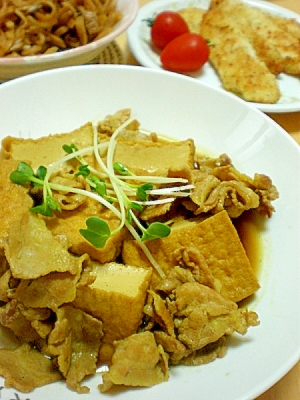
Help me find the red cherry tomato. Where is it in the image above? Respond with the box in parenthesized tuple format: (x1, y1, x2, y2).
(150, 11, 189, 50)
(160, 33, 210, 73)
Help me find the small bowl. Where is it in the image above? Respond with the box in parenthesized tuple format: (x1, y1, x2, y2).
(0, 0, 138, 82)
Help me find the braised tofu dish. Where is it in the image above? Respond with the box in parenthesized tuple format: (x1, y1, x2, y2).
(0, 108, 279, 394)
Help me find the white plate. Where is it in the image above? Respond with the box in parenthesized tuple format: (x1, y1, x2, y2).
(0, 65, 299, 400)
(127, 0, 300, 113)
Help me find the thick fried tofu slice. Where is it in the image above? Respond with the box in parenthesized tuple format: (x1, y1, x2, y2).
(73, 262, 152, 363)
(114, 138, 195, 180)
(3, 121, 195, 182)
(45, 198, 130, 263)
(0, 160, 33, 244)
(123, 210, 259, 303)
(201, 8, 280, 103)
(2, 123, 96, 171)
(211, 0, 300, 75)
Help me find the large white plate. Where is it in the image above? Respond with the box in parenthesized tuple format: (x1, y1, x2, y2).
(0, 65, 299, 400)
(127, 0, 300, 113)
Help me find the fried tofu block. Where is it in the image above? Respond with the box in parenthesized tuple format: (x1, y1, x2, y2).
(2, 122, 96, 171)
(0, 343, 62, 392)
(123, 210, 259, 303)
(73, 262, 152, 363)
(3, 119, 195, 183)
(0, 160, 33, 244)
(45, 198, 130, 263)
(114, 138, 195, 180)
(211, 0, 300, 75)
(178, 7, 205, 33)
(201, 8, 280, 103)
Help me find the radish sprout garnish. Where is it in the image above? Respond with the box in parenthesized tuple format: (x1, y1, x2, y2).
(10, 116, 194, 277)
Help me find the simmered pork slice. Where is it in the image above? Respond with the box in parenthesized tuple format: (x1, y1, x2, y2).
(0, 300, 41, 343)
(46, 305, 103, 394)
(4, 211, 82, 280)
(123, 210, 260, 303)
(73, 262, 152, 363)
(0, 160, 33, 245)
(211, 0, 300, 75)
(12, 270, 82, 312)
(114, 138, 195, 180)
(200, 8, 280, 103)
(172, 282, 259, 351)
(100, 331, 169, 392)
(0, 343, 62, 392)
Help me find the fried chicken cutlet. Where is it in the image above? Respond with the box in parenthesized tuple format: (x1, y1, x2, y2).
(200, 8, 280, 103)
(178, 7, 205, 33)
(210, 0, 300, 75)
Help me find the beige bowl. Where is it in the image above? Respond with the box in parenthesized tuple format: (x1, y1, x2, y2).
(0, 0, 138, 82)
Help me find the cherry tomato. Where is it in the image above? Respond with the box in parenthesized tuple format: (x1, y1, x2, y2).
(160, 33, 210, 73)
(150, 11, 189, 50)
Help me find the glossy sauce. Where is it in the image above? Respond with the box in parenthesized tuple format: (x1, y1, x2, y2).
(234, 210, 265, 278)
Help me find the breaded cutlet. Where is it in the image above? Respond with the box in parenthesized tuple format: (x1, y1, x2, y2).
(178, 7, 205, 33)
(269, 14, 300, 40)
(200, 8, 280, 104)
(210, 0, 300, 75)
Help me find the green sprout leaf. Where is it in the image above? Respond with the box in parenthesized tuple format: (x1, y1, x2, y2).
(62, 143, 78, 154)
(30, 196, 61, 217)
(113, 162, 131, 176)
(95, 181, 107, 196)
(89, 175, 107, 196)
(141, 222, 171, 241)
(136, 183, 153, 201)
(36, 165, 47, 181)
(79, 216, 111, 248)
(127, 202, 143, 225)
(30, 204, 53, 217)
(130, 202, 143, 212)
(47, 196, 61, 212)
(76, 164, 90, 178)
(34, 165, 47, 187)
(10, 162, 35, 185)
